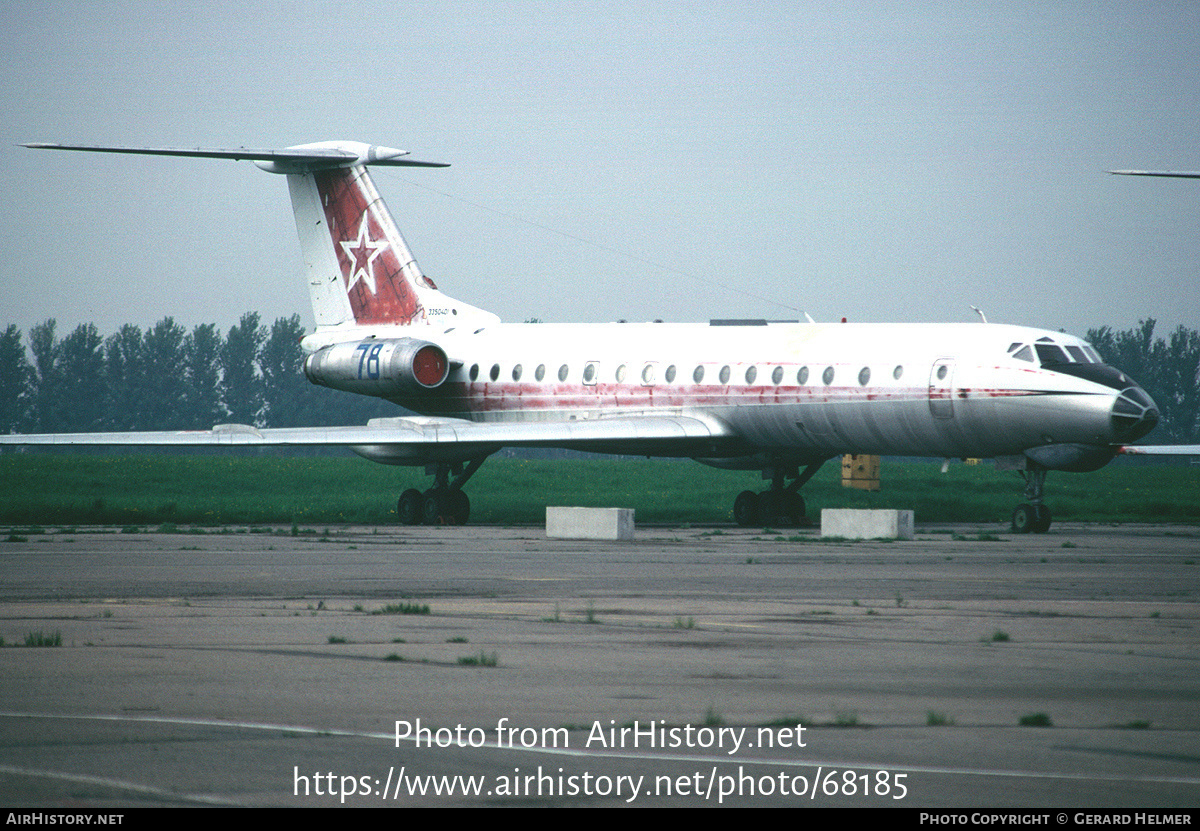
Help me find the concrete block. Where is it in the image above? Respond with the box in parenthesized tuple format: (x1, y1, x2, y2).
(546, 507, 635, 541)
(821, 508, 914, 540)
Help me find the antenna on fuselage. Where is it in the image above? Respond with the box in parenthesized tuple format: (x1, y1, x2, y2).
(970, 305, 988, 323)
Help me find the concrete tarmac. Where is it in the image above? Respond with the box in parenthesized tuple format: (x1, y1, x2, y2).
(0, 521, 1197, 808)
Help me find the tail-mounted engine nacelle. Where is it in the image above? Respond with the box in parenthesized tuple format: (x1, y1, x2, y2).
(304, 338, 449, 397)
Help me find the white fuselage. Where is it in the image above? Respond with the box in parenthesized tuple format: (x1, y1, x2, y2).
(307, 319, 1128, 463)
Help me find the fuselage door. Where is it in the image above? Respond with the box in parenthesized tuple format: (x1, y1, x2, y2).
(928, 359, 955, 419)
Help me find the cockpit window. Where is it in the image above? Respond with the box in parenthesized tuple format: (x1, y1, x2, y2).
(1025, 336, 1103, 366)
(1035, 343, 1069, 365)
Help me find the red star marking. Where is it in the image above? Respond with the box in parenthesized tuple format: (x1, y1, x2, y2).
(339, 214, 389, 295)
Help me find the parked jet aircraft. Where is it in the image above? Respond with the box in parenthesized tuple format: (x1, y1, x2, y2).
(1, 142, 1175, 532)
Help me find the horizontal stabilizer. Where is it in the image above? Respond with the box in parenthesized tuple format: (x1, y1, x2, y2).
(21, 142, 449, 171)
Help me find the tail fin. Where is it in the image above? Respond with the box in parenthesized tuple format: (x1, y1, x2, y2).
(287, 165, 423, 326)
(288, 163, 495, 328)
(23, 140, 498, 330)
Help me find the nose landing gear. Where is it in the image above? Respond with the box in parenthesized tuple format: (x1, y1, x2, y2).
(1010, 463, 1052, 533)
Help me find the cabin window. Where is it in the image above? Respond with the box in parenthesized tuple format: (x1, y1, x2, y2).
(583, 363, 597, 383)
(745, 366, 757, 384)
(693, 365, 705, 383)
(936, 364, 948, 380)
(535, 364, 546, 381)
(512, 364, 523, 381)
(489, 364, 500, 381)
(798, 366, 809, 384)
(616, 364, 627, 382)
(772, 366, 784, 385)
(858, 366, 870, 386)
(558, 364, 569, 381)
(665, 364, 676, 383)
(719, 365, 731, 384)
(893, 365, 903, 380)
(641, 364, 654, 384)
(822, 366, 835, 385)
(469, 364, 479, 381)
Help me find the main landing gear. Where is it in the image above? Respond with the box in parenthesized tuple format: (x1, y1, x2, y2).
(397, 457, 486, 526)
(1010, 463, 1052, 534)
(733, 460, 827, 528)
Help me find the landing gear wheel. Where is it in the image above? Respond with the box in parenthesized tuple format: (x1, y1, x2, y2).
(739, 490, 805, 527)
(1011, 503, 1037, 533)
(1012, 503, 1052, 533)
(446, 489, 470, 526)
(785, 493, 807, 526)
(421, 489, 446, 525)
(732, 459, 826, 530)
(397, 489, 423, 525)
(758, 491, 783, 526)
(1014, 463, 1052, 533)
(399, 456, 487, 527)
(733, 490, 759, 527)
(1032, 504, 1052, 533)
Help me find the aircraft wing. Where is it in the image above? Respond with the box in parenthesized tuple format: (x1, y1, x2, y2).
(1118, 445, 1200, 456)
(1108, 170, 1200, 179)
(0, 414, 741, 458)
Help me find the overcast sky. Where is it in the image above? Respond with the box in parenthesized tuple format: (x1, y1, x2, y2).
(2, 1, 1198, 342)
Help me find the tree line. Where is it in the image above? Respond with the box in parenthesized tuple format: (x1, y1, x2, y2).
(0, 313, 395, 434)
(1, 315, 1196, 443)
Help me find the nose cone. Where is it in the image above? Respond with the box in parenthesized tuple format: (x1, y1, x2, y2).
(1111, 386, 1159, 442)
